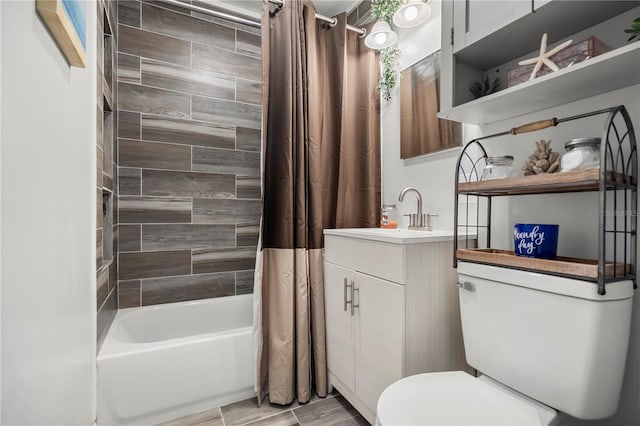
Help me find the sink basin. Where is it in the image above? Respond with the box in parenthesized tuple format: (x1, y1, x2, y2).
(323, 228, 465, 244)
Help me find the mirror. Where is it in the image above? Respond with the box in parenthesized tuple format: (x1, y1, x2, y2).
(400, 50, 462, 159)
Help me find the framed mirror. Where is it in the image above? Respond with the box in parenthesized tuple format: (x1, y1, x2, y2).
(400, 50, 462, 159)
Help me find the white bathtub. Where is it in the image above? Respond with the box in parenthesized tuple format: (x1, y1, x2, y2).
(98, 294, 255, 425)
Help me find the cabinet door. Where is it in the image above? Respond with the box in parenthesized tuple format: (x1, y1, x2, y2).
(354, 272, 404, 414)
(324, 262, 355, 393)
(453, 0, 531, 52)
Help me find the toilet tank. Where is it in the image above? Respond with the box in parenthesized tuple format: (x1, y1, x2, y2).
(457, 262, 634, 420)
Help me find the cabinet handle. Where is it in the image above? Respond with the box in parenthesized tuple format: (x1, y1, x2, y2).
(457, 281, 476, 292)
(344, 278, 352, 311)
(351, 282, 359, 316)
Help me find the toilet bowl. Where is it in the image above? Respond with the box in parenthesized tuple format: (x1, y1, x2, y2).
(375, 262, 634, 425)
(376, 371, 558, 426)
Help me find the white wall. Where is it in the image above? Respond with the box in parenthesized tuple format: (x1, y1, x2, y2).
(382, 0, 477, 230)
(1, 1, 96, 424)
(381, 4, 640, 425)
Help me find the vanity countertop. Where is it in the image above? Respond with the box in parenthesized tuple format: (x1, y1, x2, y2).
(324, 228, 476, 245)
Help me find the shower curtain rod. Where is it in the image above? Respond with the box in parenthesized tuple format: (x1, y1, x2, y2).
(155, 0, 366, 36)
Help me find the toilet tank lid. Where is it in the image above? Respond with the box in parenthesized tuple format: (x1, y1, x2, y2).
(457, 262, 634, 301)
(376, 371, 556, 426)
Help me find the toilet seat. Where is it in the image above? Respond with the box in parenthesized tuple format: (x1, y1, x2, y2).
(376, 371, 557, 426)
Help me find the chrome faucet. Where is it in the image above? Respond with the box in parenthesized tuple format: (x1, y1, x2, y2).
(398, 187, 438, 231)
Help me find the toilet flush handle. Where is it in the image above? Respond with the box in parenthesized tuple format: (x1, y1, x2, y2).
(457, 281, 476, 292)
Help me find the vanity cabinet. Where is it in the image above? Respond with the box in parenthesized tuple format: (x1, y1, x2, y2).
(323, 230, 471, 423)
(440, 0, 640, 124)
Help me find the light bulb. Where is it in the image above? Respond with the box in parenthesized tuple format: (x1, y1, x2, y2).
(375, 32, 387, 45)
(404, 5, 418, 21)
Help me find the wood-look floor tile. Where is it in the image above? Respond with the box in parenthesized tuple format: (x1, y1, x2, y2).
(141, 224, 235, 250)
(142, 170, 235, 198)
(237, 78, 262, 105)
(141, 115, 235, 150)
(292, 396, 359, 426)
(193, 247, 257, 274)
(119, 224, 141, 252)
(331, 415, 370, 425)
(236, 30, 261, 58)
(235, 270, 255, 295)
(192, 96, 261, 130)
(141, 58, 235, 100)
(237, 176, 261, 199)
(118, 0, 141, 28)
(119, 250, 192, 280)
(141, 3, 235, 51)
(192, 147, 259, 176)
(236, 127, 261, 152)
(119, 110, 141, 139)
(220, 397, 288, 426)
(119, 196, 191, 223)
(118, 279, 141, 308)
(193, 198, 261, 225)
(119, 138, 191, 171)
(118, 82, 190, 118)
(119, 24, 191, 67)
(236, 224, 260, 247)
(119, 167, 142, 196)
(156, 407, 224, 426)
(243, 411, 299, 426)
(192, 42, 261, 81)
(142, 272, 235, 305)
(118, 52, 141, 84)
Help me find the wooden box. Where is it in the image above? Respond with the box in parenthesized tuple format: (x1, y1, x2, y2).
(508, 37, 610, 87)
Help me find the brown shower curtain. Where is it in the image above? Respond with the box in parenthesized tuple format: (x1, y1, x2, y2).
(255, 0, 380, 405)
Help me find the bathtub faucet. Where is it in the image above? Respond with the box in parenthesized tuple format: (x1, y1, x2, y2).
(398, 187, 437, 231)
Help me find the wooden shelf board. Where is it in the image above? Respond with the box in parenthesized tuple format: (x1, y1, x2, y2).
(439, 42, 640, 125)
(458, 168, 605, 196)
(456, 248, 629, 280)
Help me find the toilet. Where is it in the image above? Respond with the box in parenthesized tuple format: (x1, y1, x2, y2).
(376, 262, 635, 426)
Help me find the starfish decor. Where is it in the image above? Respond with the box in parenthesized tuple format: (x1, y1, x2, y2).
(518, 33, 573, 81)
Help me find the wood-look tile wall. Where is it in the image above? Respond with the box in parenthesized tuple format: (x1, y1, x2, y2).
(116, 0, 261, 307)
(97, 0, 119, 351)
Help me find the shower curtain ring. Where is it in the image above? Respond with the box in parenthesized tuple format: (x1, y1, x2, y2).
(329, 17, 337, 27)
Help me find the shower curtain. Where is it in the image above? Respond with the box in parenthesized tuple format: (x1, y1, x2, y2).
(253, 0, 380, 405)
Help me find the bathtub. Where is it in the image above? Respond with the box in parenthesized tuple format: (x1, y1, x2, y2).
(97, 294, 255, 425)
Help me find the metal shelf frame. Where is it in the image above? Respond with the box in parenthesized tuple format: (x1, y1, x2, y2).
(453, 105, 638, 295)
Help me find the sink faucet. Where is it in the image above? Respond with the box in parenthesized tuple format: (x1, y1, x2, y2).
(398, 187, 437, 230)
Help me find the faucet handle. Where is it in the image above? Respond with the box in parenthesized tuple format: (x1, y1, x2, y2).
(404, 213, 417, 227)
(427, 213, 439, 218)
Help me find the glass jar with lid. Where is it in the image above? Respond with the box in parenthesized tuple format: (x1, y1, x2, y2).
(560, 137, 601, 172)
(481, 156, 515, 180)
(380, 204, 398, 229)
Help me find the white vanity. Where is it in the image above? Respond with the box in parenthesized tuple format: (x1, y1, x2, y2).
(323, 228, 473, 423)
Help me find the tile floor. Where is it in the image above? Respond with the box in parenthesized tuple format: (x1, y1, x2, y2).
(157, 393, 371, 426)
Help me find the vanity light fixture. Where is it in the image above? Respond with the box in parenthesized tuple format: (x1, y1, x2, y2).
(393, 0, 432, 28)
(364, 20, 398, 49)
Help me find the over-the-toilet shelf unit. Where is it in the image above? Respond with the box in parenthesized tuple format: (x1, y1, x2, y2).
(453, 105, 637, 295)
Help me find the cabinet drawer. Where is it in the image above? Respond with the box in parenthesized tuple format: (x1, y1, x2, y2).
(325, 235, 405, 284)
